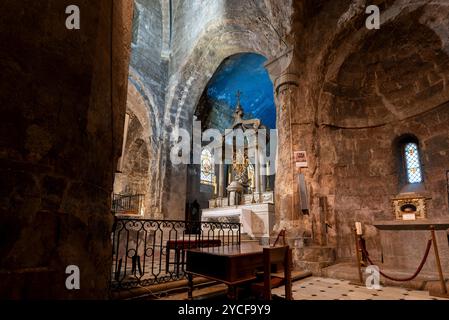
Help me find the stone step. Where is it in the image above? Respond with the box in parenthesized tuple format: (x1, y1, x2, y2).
(298, 261, 335, 274)
(297, 246, 336, 262)
(111, 276, 216, 300)
(271, 270, 313, 282)
(294, 246, 337, 274)
(241, 239, 260, 243)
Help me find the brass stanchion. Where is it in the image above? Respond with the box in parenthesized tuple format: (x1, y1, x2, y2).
(430, 226, 448, 298)
(353, 228, 364, 285)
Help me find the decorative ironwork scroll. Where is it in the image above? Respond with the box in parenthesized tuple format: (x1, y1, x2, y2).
(111, 217, 241, 289)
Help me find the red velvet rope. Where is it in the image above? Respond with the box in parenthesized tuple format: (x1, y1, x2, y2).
(361, 239, 433, 282)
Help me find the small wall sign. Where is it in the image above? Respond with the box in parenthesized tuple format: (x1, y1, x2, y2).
(294, 151, 308, 168)
(402, 213, 416, 221)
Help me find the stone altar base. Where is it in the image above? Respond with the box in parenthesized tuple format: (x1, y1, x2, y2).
(202, 203, 275, 243)
(373, 219, 449, 274)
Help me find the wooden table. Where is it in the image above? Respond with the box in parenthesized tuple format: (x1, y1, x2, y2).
(165, 239, 221, 276)
(185, 242, 264, 299)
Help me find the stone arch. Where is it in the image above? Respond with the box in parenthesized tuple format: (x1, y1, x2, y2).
(122, 123, 150, 177)
(128, 67, 161, 140)
(114, 74, 162, 217)
(159, 13, 285, 218)
(164, 19, 284, 132)
(183, 51, 276, 210)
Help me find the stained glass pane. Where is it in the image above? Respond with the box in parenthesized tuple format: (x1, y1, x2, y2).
(404, 142, 422, 183)
(201, 149, 215, 185)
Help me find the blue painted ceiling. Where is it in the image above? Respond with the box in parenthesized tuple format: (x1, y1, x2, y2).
(206, 53, 276, 129)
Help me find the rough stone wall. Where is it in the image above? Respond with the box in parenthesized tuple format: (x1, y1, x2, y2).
(292, 0, 449, 270)
(130, 0, 167, 113)
(321, 106, 449, 263)
(170, 0, 223, 75)
(114, 80, 162, 217)
(113, 0, 167, 217)
(0, 0, 133, 299)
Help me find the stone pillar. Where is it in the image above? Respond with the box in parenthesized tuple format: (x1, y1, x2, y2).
(218, 162, 225, 198)
(0, 0, 134, 299)
(275, 75, 299, 221)
(254, 145, 261, 194)
(265, 49, 308, 241)
(267, 44, 330, 271)
(261, 170, 267, 193)
(265, 160, 271, 191)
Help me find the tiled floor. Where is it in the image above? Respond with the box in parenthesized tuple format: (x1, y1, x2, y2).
(272, 277, 448, 300)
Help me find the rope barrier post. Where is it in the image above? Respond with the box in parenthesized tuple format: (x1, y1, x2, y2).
(430, 226, 448, 297)
(353, 228, 364, 285)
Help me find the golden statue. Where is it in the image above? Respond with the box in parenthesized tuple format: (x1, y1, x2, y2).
(232, 149, 250, 187)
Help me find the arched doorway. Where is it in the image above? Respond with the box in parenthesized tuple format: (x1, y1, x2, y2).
(186, 52, 277, 230)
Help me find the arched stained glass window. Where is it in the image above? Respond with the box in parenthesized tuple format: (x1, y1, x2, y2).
(404, 142, 423, 184)
(201, 148, 215, 186)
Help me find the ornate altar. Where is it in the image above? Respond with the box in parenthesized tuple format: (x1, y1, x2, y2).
(392, 195, 427, 220)
(373, 191, 449, 277)
(208, 91, 274, 209)
(203, 92, 275, 242)
(391, 192, 429, 220)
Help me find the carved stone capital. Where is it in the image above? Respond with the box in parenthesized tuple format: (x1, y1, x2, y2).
(275, 73, 300, 95)
(264, 48, 300, 95)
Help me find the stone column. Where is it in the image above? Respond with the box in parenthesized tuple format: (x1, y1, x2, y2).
(261, 170, 267, 193)
(218, 162, 225, 198)
(267, 47, 323, 252)
(265, 49, 303, 232)
(0, 0, 134, 299)
(276, 76, 299, 221)
(254, 144, 261, 194)
(265, 160, 271, 191)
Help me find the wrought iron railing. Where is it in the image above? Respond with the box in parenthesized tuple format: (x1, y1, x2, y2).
(111, 217, 241, 289)
(112, 193, 144, 215)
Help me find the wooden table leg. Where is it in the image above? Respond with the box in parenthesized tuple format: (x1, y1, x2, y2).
(187, 273, 193, 300)
(227, 285, 237, 300)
